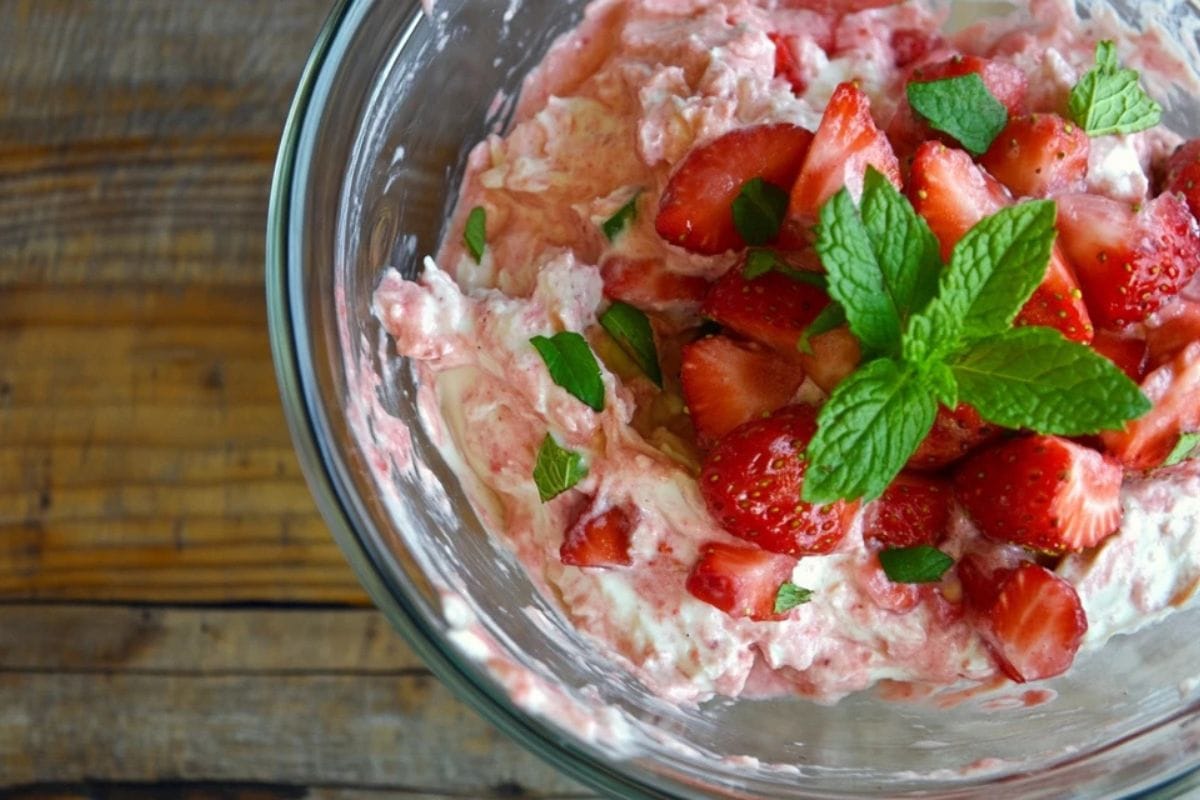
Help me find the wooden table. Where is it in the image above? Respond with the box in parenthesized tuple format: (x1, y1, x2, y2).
(0, 2, 593, 796)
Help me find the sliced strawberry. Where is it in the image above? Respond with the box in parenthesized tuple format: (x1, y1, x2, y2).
(1145, 295, 1200, 368)
(685, 541, 797, 621)
(768, 32, 807, 96)
(863, 473, 952, 549)
(680, 335, 805, 445)
(560, 504, 634, 568)
(1056, 192, 1200, 328)
(1091, 328, 1149, 382)
(600, 255, 709, 311)
(975, 562, 1088, 683)
(1101, 340, 1200, 470)
(1163, 139, 1200, 222)
(955, 435, 1124, 553)
(796, 325, 861, 394)
(980, 113, 1089, 198)
(656, 124, 814, 255)
(890, 28, 945, 69)
(785, 82, 901, 233)
(909, 142, 1093, 342)
(889, 54, 1028, 158)
(956, 553, 1010, 611)
(907, 403, 1001, 470)
(699, 405, 855, 556)
(701, 262, 831, 352)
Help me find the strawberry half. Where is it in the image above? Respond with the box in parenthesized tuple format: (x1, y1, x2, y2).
(862, 472, 952, 549)
(680, 335, 805, 445)
(971, 562, 1089, 683)
(785, 82, 901, 234)
(1163, 138, 1200, 222)
(954, 435, 1124, 553)
(979, 113, 1089, 198)
(907, 403, 1001, 470)
(701, 262, 831, 352)
(560, 503, 634, 568)
(1101, 340, 1200, 470)
(1091, 328, 1149, 383)
(699, 405, 855, 556)
(600, 255, 709, 312)
(1056, 192, 1200, 328)
(656, 123, 814, 255)
(909, 142, 1093, 343)
(685, 541, 797, 621)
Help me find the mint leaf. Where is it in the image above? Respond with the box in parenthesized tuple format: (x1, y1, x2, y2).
(859, 167, 942, 323)
(1164, 432, 1200, 467)
(815, 188, 903, 354)
(802, 359, 938, 503)
(1069, 41, 1162, 136)
(464, 206, 487, 263)
(774, 582, 814, 613)
(879, 546, 954, 583)
(920, 200, 1056, 349)
(732, 177, 790, 246)
(951, 326, 1151, 435)
(925, 361, 959, 409)
(530, 332, 606, 412)
(599, 301, 661, 387)
(532, 433, 587, 502)
(602, 191, 640, 241)
(797, 301, 846, 356)
(906, 73, 1008, 155)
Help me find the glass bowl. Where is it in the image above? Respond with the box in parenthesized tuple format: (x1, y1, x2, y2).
(266, 0, 1200, 796)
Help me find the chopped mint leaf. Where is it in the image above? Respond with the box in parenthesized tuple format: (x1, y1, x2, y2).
(530, 332, 606, 412)
(732, 177, 789, 246)
(923, 200, 1057, 348)
(599, 301, 661, 387)
(797, 301, 846, 356)
(774, 582, 814, 614)
(815, 188, 904, 354)
(802, 359, 938, 503)
(879, 546, 954, 584)
(1164, 432, 1200, 467)
(906, 73, 1008, 155)
(602, 191, 641, 241)
(859, 167, 942, 324)
(532, 433, 587, 502)
(464, 206, 487, 263)
(950, 326, 1151, 435)
(744, 249, 829, 288)
(1069, 40, 1162, 136)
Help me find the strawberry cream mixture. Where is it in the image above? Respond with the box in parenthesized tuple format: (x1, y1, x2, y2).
(371, 0, 1200, 704)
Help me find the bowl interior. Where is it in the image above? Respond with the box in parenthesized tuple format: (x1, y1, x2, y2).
(277, 0, 1200, 796)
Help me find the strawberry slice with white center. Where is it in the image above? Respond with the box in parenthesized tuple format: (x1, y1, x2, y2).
(954, 435, 1123, 553)
(968, 561, 1089, 683)
(980, 113, 1090, 198)
(1145, 295, 1200, 368)
(909, 142, 1093, 343)
(599, 255, 708, 312)
(784, 82, 901, 236)
(1056, 192, 1200, 328)
(655, 123, 814, 255)
(701, 261, 831, 353)
(560, 503, 634, 568)
(680, 335, 805, 445)
(686, 541, 797, 621)
(1101, 340, 1200, 470)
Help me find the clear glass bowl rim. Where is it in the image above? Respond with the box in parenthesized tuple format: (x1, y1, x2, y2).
(264, 1, 1200, 797)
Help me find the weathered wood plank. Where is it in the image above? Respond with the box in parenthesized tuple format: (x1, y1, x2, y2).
(0, 605, 421, 673)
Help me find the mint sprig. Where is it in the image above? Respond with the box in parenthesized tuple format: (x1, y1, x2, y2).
(530, 332, 605, 412)
(464, 206, 487, 263)
(1069, 41, 1162, 137)
(803, 178, 1149, 504)
(599, 301, 661, 387)
(602, 191, 641, 241)
(533, 433, 587, 502)
(774, 582, 814, 613)
(906, 73, 1008, 155)
(732, 177, 789, 246)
